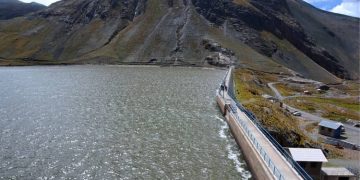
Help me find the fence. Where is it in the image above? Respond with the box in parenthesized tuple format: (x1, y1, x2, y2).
(228, 99, 285, 180)
(324, 138, 360, 150)
(219, 68, 313, 180)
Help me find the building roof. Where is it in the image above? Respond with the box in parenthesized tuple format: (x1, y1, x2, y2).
(289, 148, 328, 162)
(321, 167, 355, 176)
(319, 120, 343, 130)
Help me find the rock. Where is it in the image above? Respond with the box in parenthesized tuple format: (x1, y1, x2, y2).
(206, 52, 233, 67)
(0, 0, 358, 82)
(202, 39, 236, 67)
(192, 0, 356, 79)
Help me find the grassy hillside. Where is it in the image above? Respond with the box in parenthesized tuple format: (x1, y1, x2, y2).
(0, 0, 358, 83)
(233, 68, 345, 158)
(233, 68, 308, 147)
(285, 97, 360, 122)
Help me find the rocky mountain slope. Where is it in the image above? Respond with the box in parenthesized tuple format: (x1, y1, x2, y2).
(0, 0, 45, 20)
(0, 0, 358, 83)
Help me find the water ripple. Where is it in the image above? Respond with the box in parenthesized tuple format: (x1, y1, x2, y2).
(0, 66, 251, 179)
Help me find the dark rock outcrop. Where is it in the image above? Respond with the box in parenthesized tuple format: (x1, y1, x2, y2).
(36, 0, 146, 24)
(192, 0, 356, 79)
(0, 0, 358, 81)
(202, 39, 235, 66)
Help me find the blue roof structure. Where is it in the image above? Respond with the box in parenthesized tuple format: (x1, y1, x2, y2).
(319, 120, 343, 130)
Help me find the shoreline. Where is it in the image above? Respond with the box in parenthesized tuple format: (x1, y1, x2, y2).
(0, 61, 229, 70)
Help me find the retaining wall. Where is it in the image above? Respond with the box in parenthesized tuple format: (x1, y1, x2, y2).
(216, 95, 275, 180)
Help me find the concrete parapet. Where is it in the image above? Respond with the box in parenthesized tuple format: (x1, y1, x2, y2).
(216, 66, 304, 180)
(225, 101, 275, 179)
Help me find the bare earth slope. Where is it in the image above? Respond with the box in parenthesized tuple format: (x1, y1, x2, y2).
(0, 0, 358, 83)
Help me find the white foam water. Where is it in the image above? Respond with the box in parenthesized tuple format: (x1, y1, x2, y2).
(216, 116, 228, 139)
(226, 144, 252, 179)
(216, 115, 252, 179)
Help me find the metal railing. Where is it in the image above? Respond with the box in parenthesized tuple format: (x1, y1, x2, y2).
(228, 99, 285, 180)
(233, 100, 313, 180)
(219, 68, 313, 180)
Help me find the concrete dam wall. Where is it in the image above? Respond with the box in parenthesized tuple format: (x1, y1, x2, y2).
(216, 67, 312, 180)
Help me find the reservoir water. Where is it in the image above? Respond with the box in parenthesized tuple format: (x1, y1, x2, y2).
(0, 66, 251, 179)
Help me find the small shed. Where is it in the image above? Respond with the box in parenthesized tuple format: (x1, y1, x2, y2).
(320, 167, 356, 180)
(289, 148, 328, 180)
(318, 120, 343, 138)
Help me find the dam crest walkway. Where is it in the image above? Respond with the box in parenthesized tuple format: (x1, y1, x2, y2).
(216, 67, 312, 180)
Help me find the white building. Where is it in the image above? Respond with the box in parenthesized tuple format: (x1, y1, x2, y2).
(289, 148, 328, 180)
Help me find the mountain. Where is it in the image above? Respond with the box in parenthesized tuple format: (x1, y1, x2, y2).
(0, 0, 358, 83)
(0, 0, 46, 20)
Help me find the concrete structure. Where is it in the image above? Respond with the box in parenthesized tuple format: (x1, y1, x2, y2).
(320, 167, 356, 180)
(216, 67, 306, 180)
(217, 96, 275, 179)
(319, 120, 343, 138)
(289, 148, 328, 180)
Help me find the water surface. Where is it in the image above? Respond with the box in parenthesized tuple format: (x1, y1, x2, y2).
(0, 66, 251, 179)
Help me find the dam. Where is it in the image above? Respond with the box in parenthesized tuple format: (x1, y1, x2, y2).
(0, 66, 251, 179)
(216, 67, 313, 180)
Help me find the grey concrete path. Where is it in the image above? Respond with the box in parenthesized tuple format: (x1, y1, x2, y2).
(267, 82, 360, 145)
(268, 82, 285, 100)
(234, 103, 302, 179)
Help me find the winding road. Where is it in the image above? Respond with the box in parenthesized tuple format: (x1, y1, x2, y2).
(267, 82, 360, 145)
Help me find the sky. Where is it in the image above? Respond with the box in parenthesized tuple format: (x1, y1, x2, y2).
(19, 0, 360, 18)
(304, 0, 360, 17)
(20, 0, 58, 6)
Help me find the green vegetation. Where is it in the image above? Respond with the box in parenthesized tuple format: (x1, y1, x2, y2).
(0, 19, 56, 60)
(336, 81, 360, 96)
(304, 122, 318, 133)
(233, 68, 346, 158)
(323, 144, 344, 159)
(285, 97, 360, 122)
(233, 68, 309, 147)
(113, 0, 167, 61)
(274, 83, 298, 96)
(274, 83, 318, 97)
(309, 98, 359, 111)
(61, 20, 106, 60)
